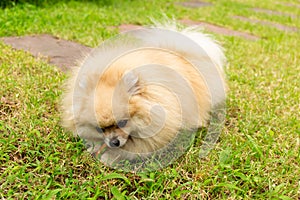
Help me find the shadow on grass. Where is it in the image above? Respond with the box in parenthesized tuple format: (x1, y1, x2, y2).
(0, 0, 115, 8)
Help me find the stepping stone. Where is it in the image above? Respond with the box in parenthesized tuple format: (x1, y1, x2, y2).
(179, 19, 259, 40)
(1, 19, 261, 71)
(232, 16, 299, 33)
(278, 2, 300, 9)
(176, 1, 212, 8)
(108, 24, 143, 33)
(1, 34, 92, 71)
(117, 24, 143, 32)
(251, 8, 297, 19)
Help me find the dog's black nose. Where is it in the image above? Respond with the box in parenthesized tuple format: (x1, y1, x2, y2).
(109, 138, 120, 147)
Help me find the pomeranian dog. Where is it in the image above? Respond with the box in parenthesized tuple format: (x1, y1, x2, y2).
(61, 22, 226, 165)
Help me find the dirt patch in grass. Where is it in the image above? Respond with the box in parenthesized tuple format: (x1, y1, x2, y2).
(1, 34, 92, 71)
(179, 19, 260, 40)
(0, 96, 21, 120)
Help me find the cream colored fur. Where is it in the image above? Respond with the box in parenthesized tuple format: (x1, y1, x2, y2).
(61, 23, 226, 163)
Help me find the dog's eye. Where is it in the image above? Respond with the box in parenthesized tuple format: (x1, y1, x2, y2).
(117, 119, 128, 128)
(95, 126, 103, 133)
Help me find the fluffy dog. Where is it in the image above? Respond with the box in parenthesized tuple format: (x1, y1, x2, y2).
(61, 23, 226, 165)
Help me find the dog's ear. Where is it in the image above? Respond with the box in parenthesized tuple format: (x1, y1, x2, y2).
(123, 71, 140, 95)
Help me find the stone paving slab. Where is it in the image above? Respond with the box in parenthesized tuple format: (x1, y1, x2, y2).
(1, 20, 260, 71)
(114, 21, 259, 41)
(117, 24, 143, 32)
(278, 2, 300, 8)
(232, 16, 299, 33)
(251, 8, 297, 19)
(179, 19, 260, 40)
(1, 34, 92, 70)
(176, 1, 212, 8)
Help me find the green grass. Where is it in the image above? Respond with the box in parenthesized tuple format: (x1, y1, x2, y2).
(0, 0, 299, 199)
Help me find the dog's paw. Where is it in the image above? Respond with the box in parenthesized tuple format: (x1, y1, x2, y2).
(100, 150, 121, 166)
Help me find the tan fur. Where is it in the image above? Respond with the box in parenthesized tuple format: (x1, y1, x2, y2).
(94, 49, 209, 152)
(61, 26, 226, 163)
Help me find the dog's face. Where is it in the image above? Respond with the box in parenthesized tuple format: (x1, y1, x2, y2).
(93, 69, 147, 148)
(95, 119, 130, 148)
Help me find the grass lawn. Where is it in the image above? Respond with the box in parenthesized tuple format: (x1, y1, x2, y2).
(0, 0, 299, 199)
